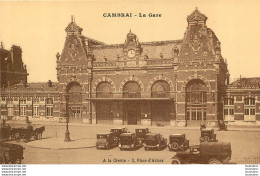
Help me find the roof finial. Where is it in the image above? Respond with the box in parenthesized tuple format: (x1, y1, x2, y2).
(129, 29, 132, 33)
(195, 7, 198, 11)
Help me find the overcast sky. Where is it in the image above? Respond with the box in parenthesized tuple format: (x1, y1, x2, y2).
(0, 0, 259, 82)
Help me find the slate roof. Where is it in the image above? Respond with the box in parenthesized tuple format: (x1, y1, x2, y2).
(90, 40, 182, 61)
(228, 78, 260, 89)
(2, 82, 59, 93)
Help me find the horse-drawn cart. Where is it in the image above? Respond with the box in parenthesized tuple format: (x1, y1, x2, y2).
(0, 142, 24, 164)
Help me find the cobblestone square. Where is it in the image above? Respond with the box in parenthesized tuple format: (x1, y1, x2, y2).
(7, 123, 260, 164)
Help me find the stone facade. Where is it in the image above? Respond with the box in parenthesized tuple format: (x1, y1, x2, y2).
(1, 9, 259, 126)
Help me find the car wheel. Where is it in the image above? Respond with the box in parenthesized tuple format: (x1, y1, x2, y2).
(208, 158, 222, 164)
(171, 157, 181, 164)
(203, 136, 210, 142)
(172, 142, 179, 151)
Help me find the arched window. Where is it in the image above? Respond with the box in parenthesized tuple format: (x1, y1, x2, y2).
(151, 80, 170, 98)
(186, 80, 207, 104)
(185, 79, 207, 122)
(123, 81, 141, 98)
(96, 82, 113, 98)
(66, 82, 82, 103)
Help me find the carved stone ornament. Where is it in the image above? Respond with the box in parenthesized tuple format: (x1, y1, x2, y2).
(69, 39, 78, 58)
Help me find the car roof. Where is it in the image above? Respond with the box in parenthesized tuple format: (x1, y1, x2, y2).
(201, 128, 213, 131)
(146, 133, 159, 136)
(111, 127, 126, 130)
(170, 134, 184, 137)
(120, 132, 134, 136)
(97, 132, 113, 135)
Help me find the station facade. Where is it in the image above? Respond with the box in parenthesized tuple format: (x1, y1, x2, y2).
(1, 9, 259, 126)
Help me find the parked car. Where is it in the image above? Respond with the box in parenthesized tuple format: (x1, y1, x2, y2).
(0, 126, 11, 141)
(135, 128, 150, 143)
(96, 132, 119, 150)
(218, 120, 227, 131)
(200, 129, 218, 143)
(0, 142, 24, 164)
(119, 133, 142, 150)
(171, 142, 232, 164)
(110, 127, 128, 139)
(168, 134, 189, 151)
(144, 133, 167, 150)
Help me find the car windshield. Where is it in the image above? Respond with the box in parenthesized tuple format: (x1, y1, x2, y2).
(146, 135, 158, 140)
(120, 135, 133, 140)
(97, 138, 107, 143)
(170, 137, 181, 142)
(145, 139, 158, 145)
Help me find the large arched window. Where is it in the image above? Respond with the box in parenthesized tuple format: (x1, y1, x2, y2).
(186, 80, 207, 104)
(123, 81, 141, 98)
(186, 79, 207, 122)
(151, 80, 170, 98)
(96, 82, 113, 98)
(66, 82, 82, 103)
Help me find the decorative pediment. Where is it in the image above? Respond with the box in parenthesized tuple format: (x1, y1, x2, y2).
(187, 7, 208, 23)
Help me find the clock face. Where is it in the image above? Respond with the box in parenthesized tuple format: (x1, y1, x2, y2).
(128, 49, 136, 58)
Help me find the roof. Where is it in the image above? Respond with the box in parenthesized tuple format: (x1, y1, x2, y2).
(97, 132, 113, 135)
(111, 127, 126, 130)
(90, 39, 182, 62)
(170, 134, 185, 137)
(2, 82, 59, 93)
(120, 132, 134, 136)
(228, 77, 260, 89)
(146, 133, 160, 136)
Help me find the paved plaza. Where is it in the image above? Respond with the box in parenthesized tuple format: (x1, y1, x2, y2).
(5, 122, 260, 164)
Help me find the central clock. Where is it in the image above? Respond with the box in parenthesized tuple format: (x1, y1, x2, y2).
(128, 49, 136, 58)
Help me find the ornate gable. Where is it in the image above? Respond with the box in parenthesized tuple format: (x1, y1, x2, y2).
(187, 7, 208, 24)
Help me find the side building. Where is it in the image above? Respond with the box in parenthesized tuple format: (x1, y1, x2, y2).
(0, 43, 28, 88)
(224, 78, 260, 125)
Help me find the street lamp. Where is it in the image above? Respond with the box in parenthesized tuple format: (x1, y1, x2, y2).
(64, 93, 71, 142)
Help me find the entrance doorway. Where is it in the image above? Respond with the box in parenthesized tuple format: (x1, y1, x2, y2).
(125, 101, 140, 125)
(128, 110, 137, 125)
(186, 107, 206, 126)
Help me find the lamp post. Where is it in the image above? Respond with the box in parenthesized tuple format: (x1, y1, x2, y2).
(64, 93, 71, 142)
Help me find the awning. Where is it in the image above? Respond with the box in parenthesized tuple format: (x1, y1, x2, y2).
(85, 98, 174, 101)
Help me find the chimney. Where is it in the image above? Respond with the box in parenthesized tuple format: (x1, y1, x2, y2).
(48, 80, 52, 87)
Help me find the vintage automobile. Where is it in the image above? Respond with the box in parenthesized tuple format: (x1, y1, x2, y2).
(171, 142, 232, 164)
(200, 129, 218, 143)
(119, 133, 142, 150)
(0, 142, 24, 164)
(0, 126, 11, 141)
(144, 133, 167, 150)
(96, 132, 119, 150)
(168, 134, 189, 151)
(135, 128, 150, 143)
(110, 127, 128, 139)
(218, 120, 227, 131)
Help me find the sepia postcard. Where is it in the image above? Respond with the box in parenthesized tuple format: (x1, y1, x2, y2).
(0, 0, 260, 175)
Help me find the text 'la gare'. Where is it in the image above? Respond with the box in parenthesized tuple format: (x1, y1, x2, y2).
(103, 13, 162, 17)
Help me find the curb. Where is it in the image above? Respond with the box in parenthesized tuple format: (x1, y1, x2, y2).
(26, 143, 96, 150)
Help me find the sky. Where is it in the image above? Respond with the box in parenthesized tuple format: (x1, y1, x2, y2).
(0, 0, 259, 83)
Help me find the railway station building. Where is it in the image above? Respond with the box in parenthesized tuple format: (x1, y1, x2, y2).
(1, 8, 259, 126)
